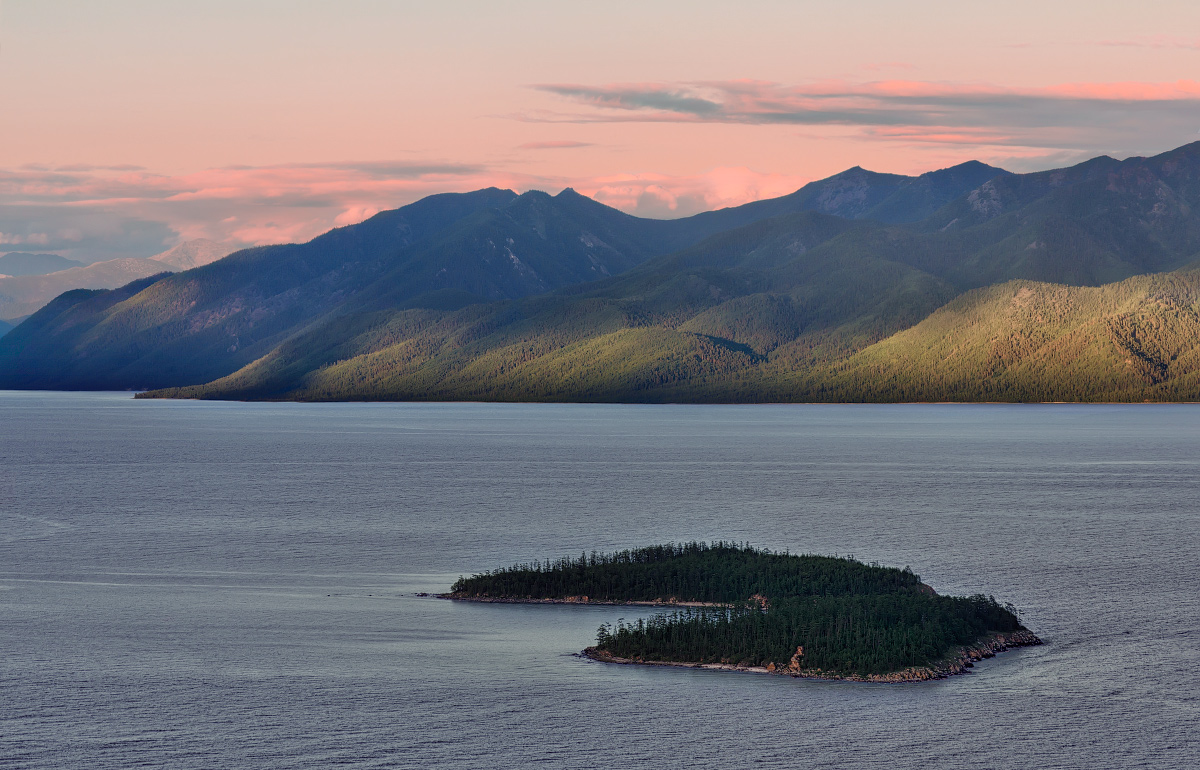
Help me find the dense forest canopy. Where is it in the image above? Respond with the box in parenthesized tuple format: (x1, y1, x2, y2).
(450, 543, 1033, 677)
(451, 542, 923, 602)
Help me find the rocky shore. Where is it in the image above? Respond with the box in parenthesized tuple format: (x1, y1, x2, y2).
(583, 629, 1043, 683)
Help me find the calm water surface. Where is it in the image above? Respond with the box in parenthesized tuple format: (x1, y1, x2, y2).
(1, 392, 1197, 769)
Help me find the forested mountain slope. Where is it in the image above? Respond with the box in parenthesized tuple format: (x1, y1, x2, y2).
(140, 211, 959, 400)
(794, 267, 1200, 402)
(148, 264, 1200, 402)
(0, 187, 517, 388)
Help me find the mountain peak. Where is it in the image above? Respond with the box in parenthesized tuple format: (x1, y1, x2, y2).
(946, 159, 1007, 173)
(917, 160, 1011, 186)
(150, 239, 237, 270)
(555, 187, 600, 205)
(477, 186, 518, 196)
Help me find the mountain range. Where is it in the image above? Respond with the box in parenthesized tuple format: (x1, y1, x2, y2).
(3, 143, 1200, 402)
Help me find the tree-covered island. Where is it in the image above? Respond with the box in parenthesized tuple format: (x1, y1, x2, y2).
(446, 542, 1041, 682)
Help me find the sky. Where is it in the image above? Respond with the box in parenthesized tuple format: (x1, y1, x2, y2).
(2, 0, 1200, 262)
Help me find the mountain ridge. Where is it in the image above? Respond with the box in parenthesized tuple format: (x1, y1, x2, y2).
(8, 143, 1200, 401)
(0, 160, 1004, 390)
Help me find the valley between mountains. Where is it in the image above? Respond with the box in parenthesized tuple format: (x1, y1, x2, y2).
(4, 143, 1200, 402)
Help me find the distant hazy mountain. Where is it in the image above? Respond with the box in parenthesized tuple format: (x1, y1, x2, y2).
(0, 239, 234, 322)
(0, 252, 84, 277)
(13, 144, 1200, 402)
(0, 258, 173, 321)
(0, 318, 12, 338)
(150, 239, 237, 270)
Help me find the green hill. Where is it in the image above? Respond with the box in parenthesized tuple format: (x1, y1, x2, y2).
(794, 267, 1200, 402)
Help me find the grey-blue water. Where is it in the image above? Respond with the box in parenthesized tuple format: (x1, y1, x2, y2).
(2, 392, 1197, 769)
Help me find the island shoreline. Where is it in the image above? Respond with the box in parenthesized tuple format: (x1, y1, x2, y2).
(581, 630, 1043, 682)
(441, 593, 1042, 683)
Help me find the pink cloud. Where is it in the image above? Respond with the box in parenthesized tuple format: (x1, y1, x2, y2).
(0, 162, 528, 250)
(0, 158, 820, 260)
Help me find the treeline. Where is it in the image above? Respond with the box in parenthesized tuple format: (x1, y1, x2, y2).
(450, 542, 924, 604)
(598, 593, 1023, 676)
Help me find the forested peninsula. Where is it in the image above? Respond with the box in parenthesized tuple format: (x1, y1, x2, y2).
(447, 543, 1041, 682)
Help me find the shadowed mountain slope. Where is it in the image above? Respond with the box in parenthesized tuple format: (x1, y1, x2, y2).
(912, 143, 1200, 286)
(144, 211, 958, 401)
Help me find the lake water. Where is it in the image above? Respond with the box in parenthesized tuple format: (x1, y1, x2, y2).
(2, 392, 1197, 769)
